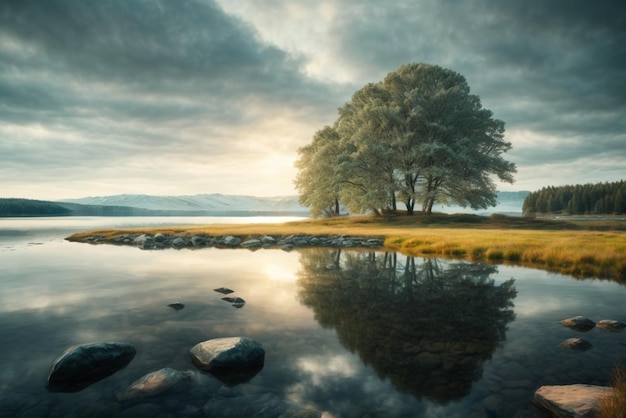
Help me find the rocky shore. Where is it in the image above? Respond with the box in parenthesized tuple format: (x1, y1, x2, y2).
(67, 232, 386, 251)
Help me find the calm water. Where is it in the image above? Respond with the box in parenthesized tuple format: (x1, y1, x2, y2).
(1, 217, 625, 418)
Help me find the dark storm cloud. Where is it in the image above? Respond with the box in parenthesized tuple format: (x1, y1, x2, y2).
(0, 0, 335, 135)
(0, 0, 345, 196)
(326, 0, 626, 168)
(1, 0, 306, 98)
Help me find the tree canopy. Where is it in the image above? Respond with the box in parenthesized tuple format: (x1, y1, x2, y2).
(295, 63, 516, 216)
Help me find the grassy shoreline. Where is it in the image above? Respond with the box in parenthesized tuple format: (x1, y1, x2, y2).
(67, 214, 626, 282)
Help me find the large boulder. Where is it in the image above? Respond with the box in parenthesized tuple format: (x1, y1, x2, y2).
(120, 368, 192, 401)
(46, 342, 136, 392)
(189, 337, 265, 372)
(534, 384, 615, 418)
(559, 316, 596, 331)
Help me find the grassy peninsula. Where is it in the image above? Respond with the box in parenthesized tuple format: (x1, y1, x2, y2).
(67, 213, 626, 282)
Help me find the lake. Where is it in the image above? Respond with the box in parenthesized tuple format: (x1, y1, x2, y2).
(1, 217, 625, 417)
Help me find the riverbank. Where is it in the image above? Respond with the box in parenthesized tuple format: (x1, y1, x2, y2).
(66, 213, 626, 282)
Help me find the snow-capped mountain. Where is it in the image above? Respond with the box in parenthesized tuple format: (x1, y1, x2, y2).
(59, 193, 307, 213)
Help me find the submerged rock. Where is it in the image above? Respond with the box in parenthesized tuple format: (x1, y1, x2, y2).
(534, 384, 614, 418)
(190, 337, 265, 373)
(214, 287, 234, 295)
(167, 302, 185, 311)
(559, 316, 596, 331)
(596, 319, 626, 332)
(221, 296, 246, 308)
(120, 368, 192, 401)
(46, 342, 136, 392)
(222, 297, 245, 304)
(559, 337, 592, 351)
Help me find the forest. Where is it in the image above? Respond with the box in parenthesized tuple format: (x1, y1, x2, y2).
(0, 198, 156, 217)
(522, 180, 625, 216)
(0, 198, 71, 216)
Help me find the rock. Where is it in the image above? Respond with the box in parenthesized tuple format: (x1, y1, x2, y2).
(154, 233, 166, 243)
(560, 338, 592, 351)
(223, 236, 241, 246)
(366, 238, 384, 246)
(261, 235, 276, 244)
(133, 234, 151, 244)
(293, 236, 310, 246)
(214, 287, 234, 295)
(222, 297, 245, 304)
(46, 342, 136, 392)
(190, 235, 207, 246)
(120, 368, 192, 401)
(203, 393, 321, 418)
(559, 316, 596, 331)
(534, 384, 614, 418)
(167, 302, 185, 311)
(222, 297, 246, 308)
(171, 237, 186, 247)
(189, 337, 265, 373)
(596, 319, 626, 332)
(241, 239, 262, 248)
(133, 234, 154, 249)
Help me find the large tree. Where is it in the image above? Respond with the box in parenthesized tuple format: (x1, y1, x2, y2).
(296, 63, 516, 216)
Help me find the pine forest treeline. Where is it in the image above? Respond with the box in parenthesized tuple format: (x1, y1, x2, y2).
(522, 180, 625, 216)
(0, 198, 71, 216)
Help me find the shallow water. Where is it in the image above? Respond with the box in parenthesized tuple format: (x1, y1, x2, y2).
(1, 218, 625, 417)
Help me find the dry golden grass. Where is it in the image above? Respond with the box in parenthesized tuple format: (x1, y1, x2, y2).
(597, 363, 626, 418)
(67, 214, 626, 282)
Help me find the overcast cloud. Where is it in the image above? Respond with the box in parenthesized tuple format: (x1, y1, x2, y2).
(1, 0, 624, 199)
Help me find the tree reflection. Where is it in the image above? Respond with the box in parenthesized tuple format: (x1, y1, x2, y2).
(296, 248, 517, 403)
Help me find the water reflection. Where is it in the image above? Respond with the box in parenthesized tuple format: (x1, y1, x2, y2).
(296, 248, 517, 403)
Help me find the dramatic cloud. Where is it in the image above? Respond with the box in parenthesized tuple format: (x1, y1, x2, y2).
(1, 0, 624, 199)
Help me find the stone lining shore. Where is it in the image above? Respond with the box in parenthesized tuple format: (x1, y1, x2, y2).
(67, 232, 386, 251)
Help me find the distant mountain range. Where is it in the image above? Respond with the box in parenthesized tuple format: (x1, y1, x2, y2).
(59, 193, 308, 215)
(60, 191, 529, 215)
(1, 191, 529, 217)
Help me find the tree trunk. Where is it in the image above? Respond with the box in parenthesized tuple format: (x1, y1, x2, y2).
(426, 198, 434, 215)
(422, 196, 434, 215)
(405, 198, 414, 215)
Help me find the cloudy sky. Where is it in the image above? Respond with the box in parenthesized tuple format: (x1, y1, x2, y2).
(1, 0, 624, 200)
